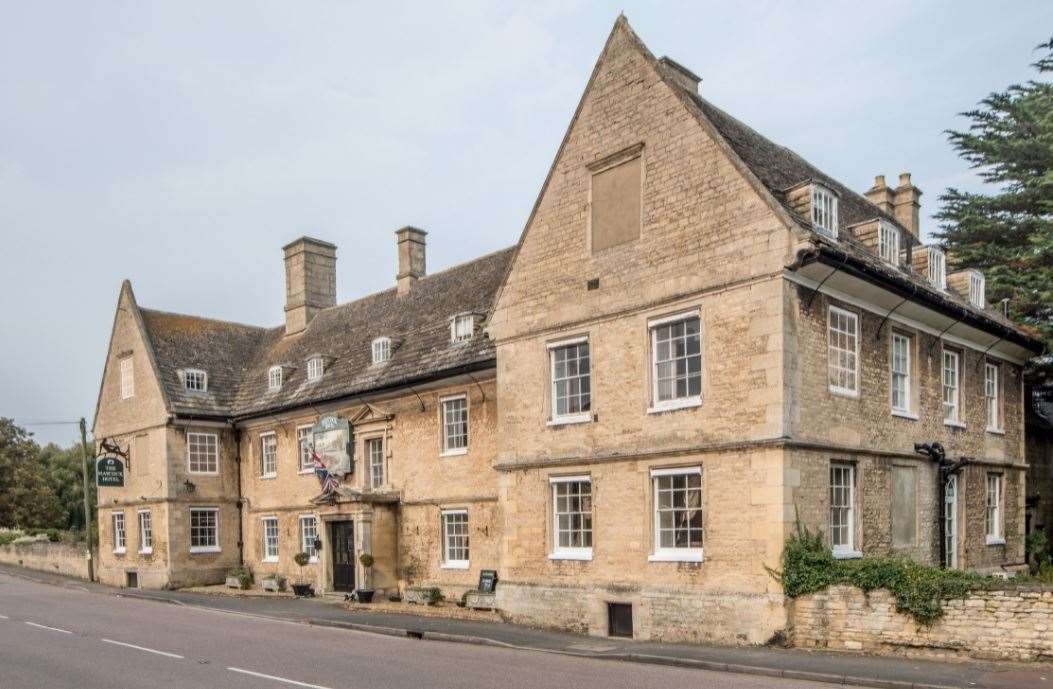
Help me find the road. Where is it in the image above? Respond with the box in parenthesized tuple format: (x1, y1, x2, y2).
(0, 572, 839, 689)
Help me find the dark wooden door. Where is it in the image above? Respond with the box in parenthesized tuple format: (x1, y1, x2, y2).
(331, 521, 355, 592)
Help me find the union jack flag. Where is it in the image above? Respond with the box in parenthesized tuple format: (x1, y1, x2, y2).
(312, 450, 340, 496)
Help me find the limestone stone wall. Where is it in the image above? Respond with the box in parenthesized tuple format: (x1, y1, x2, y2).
(0, 542, 90, 580)
(236, 377, 499, 595)
(787, 287, 1026, 466)
(791, 584, 1053, 662)
(497, 448, 789, 644)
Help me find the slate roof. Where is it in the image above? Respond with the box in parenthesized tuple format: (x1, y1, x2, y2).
(674, 85, 1040, 351)
(139, 247, 515, 420)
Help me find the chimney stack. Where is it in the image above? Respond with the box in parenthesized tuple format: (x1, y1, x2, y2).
(396, 226, 427, 296)
(892, 172, 922, 240)
(866, 173, 922, 239)
(864, 175, 894, 215)
(283, 237, 336, 336)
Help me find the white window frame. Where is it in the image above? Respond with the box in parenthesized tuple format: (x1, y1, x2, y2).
(299, 514, 318, 563)
(944, 475, 958, 569)
(268, 366, 283, 391)
(549, 475, 593, 561)
(811, 184, 839, 240)
(450, 314, 476, 343)
(186, 432, 219, 475)
(371, 337, 392, 364)
(830, 463, 859, 558)
(306, 357, 324, 382)
(985, 474, 1004, 545)
(968, 271, 985, 309)
(440, 509, 470, 569)
(827, 306, 859, 397)
(120, 357, 134, 400)
(439, 394, 469, 456)
(878, 221, 900, 265)
(137, 509, 153, 555)
(648, 466, 703, 563)
(890, 332, 914, 417)
(367, 436, 384, 489)
(928, 247, 947, 290)
(648, 311, 703, 413)
(261, 516, 279, 563)
(189, 507, 220, 553)
(548, 336, 592, 425)
(985, 362, 1002, 433)
(260, 432, 277, 478)
(296, 425, 314, 474)
(182, 368, 207, 392)
(942, 349, 963, 427)
(112, 511, 126, 554)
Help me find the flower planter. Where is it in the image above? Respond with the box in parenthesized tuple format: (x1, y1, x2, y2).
(291, 583, 314, 597)
(354, 589, 375, 603)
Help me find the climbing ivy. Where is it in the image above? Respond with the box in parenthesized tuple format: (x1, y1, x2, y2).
(770, 522, 996, 625)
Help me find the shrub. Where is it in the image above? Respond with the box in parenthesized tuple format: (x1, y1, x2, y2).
(229, 566, 253, 590)
(770, 521, 995, 625)
(426, 587, 444, 605)
(46, 529, 61, 542)
(358, 552, 374, 568)
(293, 552, 310, 568)
(0, 531, 22, 546)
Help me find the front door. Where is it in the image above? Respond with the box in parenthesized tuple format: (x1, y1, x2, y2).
(331, 521, 356, 592)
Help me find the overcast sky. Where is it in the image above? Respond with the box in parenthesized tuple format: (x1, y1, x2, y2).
(2, 1, 1049, 445)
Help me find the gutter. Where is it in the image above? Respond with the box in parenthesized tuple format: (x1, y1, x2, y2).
(793, 243, 1043, 354)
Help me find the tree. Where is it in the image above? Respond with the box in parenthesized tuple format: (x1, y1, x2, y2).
(933, 38, 1053, 368)
(0, 419, 63, 529)
(38, 442, 95, 532)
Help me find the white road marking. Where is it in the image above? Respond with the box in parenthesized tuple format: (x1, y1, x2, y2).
(227, 667, 333, 689)
(0, 614, 9, 619)
(101, 638, 184, 659)
(25, 621, 72, 634)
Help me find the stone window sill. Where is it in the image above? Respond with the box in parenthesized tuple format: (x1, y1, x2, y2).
(189, 546, 221, 554)
(441, 561, 469, 570)
(891, 409, 918, 420)
(944, 420, 966, 429)
(648, 551, 703, 563)
(440, 447, 468, 458)
(833, 549, 863, 560)
(549, 550, 593, 561)
(547, 413, 592, 427)
(986, 427, 1005, 436)
(647, 396, 702, 415)
(986, 537, 1006, 546)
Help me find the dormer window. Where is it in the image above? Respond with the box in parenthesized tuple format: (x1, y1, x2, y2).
(451, 314, 476, 343)
(267, 366, 282, 391)
(183, 369, 207, 392)
(811, 184, 839, 240)
(306, 357, 324, 382)
(927, 247, 947, 290)
(372, 337, 392, 364)
(878, 221, 900, 266)
(969, 271, 985, 308)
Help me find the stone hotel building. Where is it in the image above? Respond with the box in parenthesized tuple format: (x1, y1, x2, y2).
(92, 17, 1043, 643)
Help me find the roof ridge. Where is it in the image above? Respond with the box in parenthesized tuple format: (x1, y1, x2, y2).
(139, 307, 271, 332)
(309, 244, 517, 318)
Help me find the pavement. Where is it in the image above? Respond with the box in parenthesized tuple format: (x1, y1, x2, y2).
(1, 563, 1049, 689)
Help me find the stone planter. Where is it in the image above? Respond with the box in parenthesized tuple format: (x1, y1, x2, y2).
(354, 589, 375, 603)
(464, 591, 496, 611)
(291, 583, 314, 597)
(405, 586, 442, 605)
(225, 576, 241, 589)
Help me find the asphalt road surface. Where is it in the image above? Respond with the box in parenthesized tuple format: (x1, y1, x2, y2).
(0, 572, 838, 689)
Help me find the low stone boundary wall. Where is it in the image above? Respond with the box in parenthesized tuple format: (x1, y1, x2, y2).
(791, 584, 1053, 662)
(0, 542, 91, 580)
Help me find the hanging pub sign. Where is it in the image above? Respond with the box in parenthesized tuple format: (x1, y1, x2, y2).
(312, 415, 354, 478)
(96, 456, 125, 488)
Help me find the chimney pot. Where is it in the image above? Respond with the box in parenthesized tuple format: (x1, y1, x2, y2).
(396, 226, 427, 296)
(873, 174, 886, 189)
(283, 237, 336, 336)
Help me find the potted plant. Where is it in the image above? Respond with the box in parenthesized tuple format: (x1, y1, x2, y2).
(355, 552, 375, 603)
(291, 552, 314, 597)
